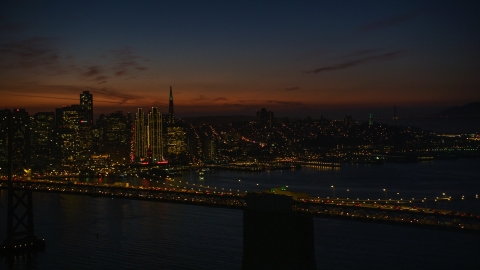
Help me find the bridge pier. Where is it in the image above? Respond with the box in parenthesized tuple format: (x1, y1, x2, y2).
(1, 188, 46, 256)
(242, 193, 316, 270)
(1, 111, 44, 257)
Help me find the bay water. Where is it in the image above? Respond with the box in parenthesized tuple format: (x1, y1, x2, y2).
(1, 159, 479, 269)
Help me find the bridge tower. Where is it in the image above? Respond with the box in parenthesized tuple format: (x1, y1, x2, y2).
(1, 110, 45, 256)
(242, 193, 316, 269)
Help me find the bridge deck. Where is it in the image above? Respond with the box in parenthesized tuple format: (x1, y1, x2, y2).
(1, 180, 479, 234)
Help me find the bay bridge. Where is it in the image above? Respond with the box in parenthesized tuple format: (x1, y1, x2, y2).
(2, 179, 479, 234)
(2, 177, 480, 269)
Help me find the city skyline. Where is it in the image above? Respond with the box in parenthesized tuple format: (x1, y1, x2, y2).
(1, 1, 479, 119)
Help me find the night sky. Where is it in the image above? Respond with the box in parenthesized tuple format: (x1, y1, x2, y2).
(1, 1, 479, 119)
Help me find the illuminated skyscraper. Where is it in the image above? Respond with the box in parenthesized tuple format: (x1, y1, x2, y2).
(96, 111, 130, 164)
(55, 105, 91, 169)
(134, 108, 146, 161)
(167, 125, 186, 157)
(30, 112, 55, 171)
(168, 86, 175, 125)
(166, 87, 187, 161)
(0, 109, 31, 174)
(148, 107, 163, 163)
(202, 138, 217, 162)
(80, 91, 93, 125)
(12, 109, 30, 169)
(133, 107, 164, 163)
(0, 110, 10, 173)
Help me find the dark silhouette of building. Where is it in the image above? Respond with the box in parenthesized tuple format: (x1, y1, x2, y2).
(11, 109, 30, 170)
(0, 110, 10, 174)
(256, 108, 274, 128)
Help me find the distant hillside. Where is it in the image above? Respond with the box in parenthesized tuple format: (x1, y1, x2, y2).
(182, 115, 256, 125)
(438, 102, 480, 116)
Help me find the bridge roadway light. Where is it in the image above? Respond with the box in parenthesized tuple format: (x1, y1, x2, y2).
(331, 185, 335, 198)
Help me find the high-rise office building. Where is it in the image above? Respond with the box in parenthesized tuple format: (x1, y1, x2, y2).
(256, 108, 275, 128)
(148, 107, 163, 163)
(80, 91, 93, 125)
(134, 108, 146, 161)
(202, 138, 217, 162)
(97, 111, 130, 164)
(133, 107, 164, 163)
(168, 86, 175, 125)
(167, 125, 187, 157)
(55, 105, 86, 129)
(0, 109, 31, 174)
(30, 112, 55, 171)
(166, 87, 187, 160)
(0, 110, 10, 174)
(12, 109, 30, 169)
(55, 105, 91, 169)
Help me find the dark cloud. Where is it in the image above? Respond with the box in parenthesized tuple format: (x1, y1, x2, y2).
(94, 87, 143, 105)
(267, 100, 303, 105)
(214, 97, 227, 101)
(76, 47, 148, 83)
(223, 103, 244, 107)
(114, 70, 126, 76)
(110, 47, 148, 77)
(8, 91, 132, 105)
(0, 18, 78, 75)
(192, 95, 207, 101)
(81, 65, 102, 77)
(95, 76, 108, 84)
(0, 37, 68, 73)
(9, 94, 79, 102)
(304, 51, 402, 74)
(80, 66, 110, 84)
(285, 87, 300, 91)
